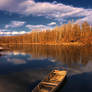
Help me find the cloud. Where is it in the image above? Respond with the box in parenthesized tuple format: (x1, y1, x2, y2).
(0, 0, 92, 24)
(20, 0, 92, 24)
(0, 0, 12, 8)
(0, 29, 6, 32)
(21, 0, 88, 16)
(75, 15, 92, 25)
(0, 0, 26, 13)
(5, 21, 26, 28)
(26, 24, 52, 30)
(48, 22, 56, 26)
(0, 30, 26, 35)
(26, 22, 57, 30)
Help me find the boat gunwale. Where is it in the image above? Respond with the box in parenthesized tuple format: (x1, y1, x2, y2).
(32, 70, 67, 92)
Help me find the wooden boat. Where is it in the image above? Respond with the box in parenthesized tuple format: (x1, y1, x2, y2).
(32, 70, 67, 92)
(0, 47, 4, 51)
(0, 47, 9, 51)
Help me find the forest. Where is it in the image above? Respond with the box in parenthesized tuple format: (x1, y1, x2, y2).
(0, 21, 92, 46)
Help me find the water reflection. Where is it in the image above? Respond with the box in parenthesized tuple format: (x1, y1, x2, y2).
(2, 44, 92, 65)
(1, 44, 92, 74)
(0, 68, 52, 92)
(61, 71, 92, 92)
(0, 44, 92, 92)
(7, 58, 26, 64)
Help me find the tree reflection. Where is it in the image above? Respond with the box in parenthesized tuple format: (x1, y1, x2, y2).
(1, 44, 92, 66)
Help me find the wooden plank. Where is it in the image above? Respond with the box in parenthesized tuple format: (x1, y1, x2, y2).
(40, 82, 57, 86)
(32, 70, 67, 92)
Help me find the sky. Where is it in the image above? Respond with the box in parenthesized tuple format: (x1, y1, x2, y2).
(0, 0, 92, 35)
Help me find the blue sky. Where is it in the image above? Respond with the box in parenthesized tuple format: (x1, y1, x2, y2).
(0, 0, 92, 35)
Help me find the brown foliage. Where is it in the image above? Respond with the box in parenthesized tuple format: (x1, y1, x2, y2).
(0, 21, 92, 45)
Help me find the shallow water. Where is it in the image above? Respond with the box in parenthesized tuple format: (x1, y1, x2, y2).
(0, 44, 92, 92)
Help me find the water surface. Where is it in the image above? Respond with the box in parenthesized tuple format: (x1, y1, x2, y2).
(0, 44, 92, 92)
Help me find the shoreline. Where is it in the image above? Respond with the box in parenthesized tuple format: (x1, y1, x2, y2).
(0, 42, 90, 47)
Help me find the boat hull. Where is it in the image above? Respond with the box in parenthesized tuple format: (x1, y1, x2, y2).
(32, 70, 67, 92)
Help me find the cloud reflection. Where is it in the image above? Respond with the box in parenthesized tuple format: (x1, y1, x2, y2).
(1, 44, 92, 74)
(7, 58, 26, 64)
(12, 51, 26, 56)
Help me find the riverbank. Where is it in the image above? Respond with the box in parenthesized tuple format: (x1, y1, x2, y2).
(0, 42, 90, 47)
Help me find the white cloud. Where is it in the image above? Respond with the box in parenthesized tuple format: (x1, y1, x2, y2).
(0, 30, 26, 35)
(19, 0, 92, 24)
(48, 22, 56, 26)
(25, 22, 56, 31)
(20, 1, 89, 16)
(0, 0, 91, 24)
(0, 0, 12, 8)
(0, 29, 6, 32)
(5, 21, 26, 28)
(0, 0, 26, 13)
(75, 15, 92, 25)
(26, 24, 52, 30)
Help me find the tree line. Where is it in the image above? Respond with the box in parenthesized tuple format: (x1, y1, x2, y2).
(0, 21, 92, 45)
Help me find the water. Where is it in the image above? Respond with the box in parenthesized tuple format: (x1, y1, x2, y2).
(0, 44, 92, 92)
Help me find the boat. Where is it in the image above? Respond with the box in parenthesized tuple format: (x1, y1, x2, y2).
(0, 47, 9, 51)
(32, 70, 67, 92)
(0, 47, 4, 51)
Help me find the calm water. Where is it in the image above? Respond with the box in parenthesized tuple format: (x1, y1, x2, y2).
(0, 44, 92, 92)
